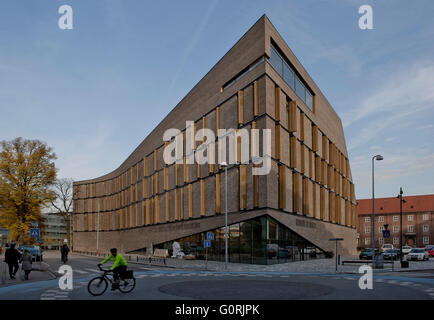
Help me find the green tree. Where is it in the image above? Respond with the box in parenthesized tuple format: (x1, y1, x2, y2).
(0, 137, 57, 243)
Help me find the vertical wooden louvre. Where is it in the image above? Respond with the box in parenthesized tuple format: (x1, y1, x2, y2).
(279, 165, 286, 209)
(174, 189, 179, 220)
(239, 165, 247, 210)
(293, 172, 300, 213)
(216, 173, 221, 214)
(238, 90, 244, 125)
(275, 86, 280, 121)
(200, 179, 205, 216)
(253, 80, 259, 117)
(290, 136, 297, 169)
(288, 101, 297, 132)
(165, 192, 170, 222)
(188, 184, 193, 218)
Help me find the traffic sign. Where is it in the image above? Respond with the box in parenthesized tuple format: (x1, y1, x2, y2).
(206, 232, 214, 240)
(204, 240, 211, 248)
(382, 230, 390, 238)
(30, 228, 40, 238)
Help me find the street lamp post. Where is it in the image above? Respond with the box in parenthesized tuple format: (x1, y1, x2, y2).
(221, 161, 228, 271)
(397, 187, 407, 267)
(371, 154, 383, 268)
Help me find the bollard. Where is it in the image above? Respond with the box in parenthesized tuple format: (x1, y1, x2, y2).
(1, 262, 7, 285)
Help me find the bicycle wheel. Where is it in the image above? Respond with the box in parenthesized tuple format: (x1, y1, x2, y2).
(88, 276, 108, 296)
(118, 277, 136, 293)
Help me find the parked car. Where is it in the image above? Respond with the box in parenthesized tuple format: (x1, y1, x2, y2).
(428, 249, 434, 258)
(383, 249, 399, 260)
(18, 245, 43, 261)
(424, 245, 434, 252)
(401, 245, 413, 255)
(407, 248, 429, 261)
(359, 248, 379, 260)
(380, 244, 394, 252)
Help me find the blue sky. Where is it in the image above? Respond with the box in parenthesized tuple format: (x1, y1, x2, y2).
(1, 0, 433, 199)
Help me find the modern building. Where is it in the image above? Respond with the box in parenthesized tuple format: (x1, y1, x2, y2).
(41, 212, 68, 250)
(72, 15, 358, 264)
(357, 194, 434, 249)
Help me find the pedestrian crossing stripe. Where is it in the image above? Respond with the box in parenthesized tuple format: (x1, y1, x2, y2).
(73, 270, 88, 274)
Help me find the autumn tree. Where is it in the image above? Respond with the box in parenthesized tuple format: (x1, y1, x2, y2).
(49, 178, 77, 245)
(0, 137, 57, 243)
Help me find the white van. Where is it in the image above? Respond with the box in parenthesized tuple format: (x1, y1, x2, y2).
(380, 244, 394, 252)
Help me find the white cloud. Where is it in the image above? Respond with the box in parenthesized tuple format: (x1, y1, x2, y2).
(350, 148, 434, 198)
(345, 61, 434, 151)
(417, 124, 433, 130)
(343, 62, 434, 128)
(370, 145, 382, 150)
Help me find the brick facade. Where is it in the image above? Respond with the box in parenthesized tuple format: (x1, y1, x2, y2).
(72, 15, 358, 256)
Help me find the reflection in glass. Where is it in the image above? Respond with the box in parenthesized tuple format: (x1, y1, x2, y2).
(269, 46, 283, 75)
(295, 76, 306, 102)
(306, 91, 313, 110)
(269, 44, 313, 110)
(283, 62, 295, 89)
(154, 215, 323, 265)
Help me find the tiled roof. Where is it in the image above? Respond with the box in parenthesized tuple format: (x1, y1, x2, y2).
(357, 194, 434, 215)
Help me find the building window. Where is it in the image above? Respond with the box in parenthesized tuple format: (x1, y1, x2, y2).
(393, 226, 399, 233)
(407, 225, 414, 233)
(423, 224, 429, 232)
(378, 238, 384, 245)
(423, 214, 429, 220)
(378, 216, 384, 222)
(365, 217, 370, 223)
(423, 236, 429, 244)
(154, 215, 324, 265)
(379, 226, 384, 233)
(365, 238, 370, 245)
(408, 215, 413, 221)
(269, 44, 314, 110)
(222, 56, 266, 90)
(393, 237, 399, 245)
(393, 216, 398, 222)
(365, 226, 370, 234)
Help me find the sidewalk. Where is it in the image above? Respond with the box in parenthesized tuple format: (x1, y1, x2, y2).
(76, 251, 434, 274)
(0, 254, 57, 288)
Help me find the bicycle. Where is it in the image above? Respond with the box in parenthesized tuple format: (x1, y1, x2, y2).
(87, 265, 136, 296)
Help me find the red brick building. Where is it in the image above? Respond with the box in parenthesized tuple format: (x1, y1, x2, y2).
(357, 194, 434, 249)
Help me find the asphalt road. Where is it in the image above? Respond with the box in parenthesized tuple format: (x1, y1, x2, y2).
(0, 253, 433, 300)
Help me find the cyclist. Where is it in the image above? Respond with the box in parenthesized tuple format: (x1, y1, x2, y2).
(98, 248, 127, 290)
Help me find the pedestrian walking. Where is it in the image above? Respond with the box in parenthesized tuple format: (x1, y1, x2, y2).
(4, 243, 21, 279)
(20, 249, 32, 280)
(60, 240, 70, 264)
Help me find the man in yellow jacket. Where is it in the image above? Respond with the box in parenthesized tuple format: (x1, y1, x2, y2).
(98, 248, 128, 290)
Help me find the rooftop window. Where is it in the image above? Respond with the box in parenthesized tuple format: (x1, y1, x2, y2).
(222, 56, 266, 91)
(268, 43, 313, 110)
